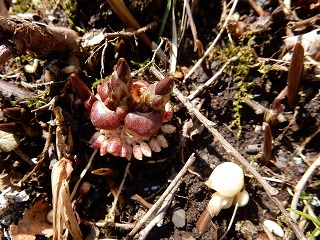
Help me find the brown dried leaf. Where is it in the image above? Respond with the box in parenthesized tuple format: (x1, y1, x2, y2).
(51, 158, 82, 240)
(9, 199, 53, 240)
(0, 130, 19, 152)
(60, 181, 82, 240)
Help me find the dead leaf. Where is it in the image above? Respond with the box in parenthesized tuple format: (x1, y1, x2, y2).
(0, 130, 19, 152)
(9, 199, 53, 240)
(51, 158, 82, 240)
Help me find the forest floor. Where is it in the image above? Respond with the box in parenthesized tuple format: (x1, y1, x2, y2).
(0, 0, 319, 239)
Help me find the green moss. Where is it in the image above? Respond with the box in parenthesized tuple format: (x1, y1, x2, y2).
(64, 0, 78, 28)
(215, 41, 257, 137)
(11, 90, 49, 110)
(10, 0, 39, 14)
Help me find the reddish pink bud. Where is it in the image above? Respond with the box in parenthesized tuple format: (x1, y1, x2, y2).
(100, 140, 110, 156)
(90, 101, 121, 130)
(155, 76, 173, 96)
(124, 112, 162, 137)
(114, 58, 131, 84)
(107, 137, 122, 156)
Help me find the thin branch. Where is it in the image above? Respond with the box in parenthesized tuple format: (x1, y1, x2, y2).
(246, 0, 265, 16)
(104, 21, 158, 39)
(170, 0, 178, 73)
(290, 154, 320, 220)
(127, 153, 196, 238)
(138, 180, 181, 240)
(187, 56, 238, 100)
(107, 162, 131, 221)
(70, 149, 98, 199)
(183, 0, 239, 81)
(293, 127, 320, 158)
(185, 0, 198, 51)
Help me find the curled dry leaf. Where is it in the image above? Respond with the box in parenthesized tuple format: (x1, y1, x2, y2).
(0, 130, 19, 152)
(9, 199, 53, 240)
(51, 158, 82, 240)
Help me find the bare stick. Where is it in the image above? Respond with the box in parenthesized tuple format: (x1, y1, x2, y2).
(244, 98, 286, 123)
(187, 56, 238, 100)
(138, 181, 181, 240)
(172, 87, 306, 239)
(127, 153, 196, 238)
(183, 0, 239, 81)
(185, 0, 198, 51)
(293, 127, 320, 157)
(103, 21, 158, 39)
(290, 154, 320, 220)
(247, 0, 265, 16)
(170, 0, 178, 73)
(107, 162, 131, 221)
(70, 149, 98, 199)
(288, 14, 320, 30)
(131, 194, 153, 209)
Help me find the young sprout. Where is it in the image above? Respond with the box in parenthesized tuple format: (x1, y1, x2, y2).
(196, 162, 249, 236)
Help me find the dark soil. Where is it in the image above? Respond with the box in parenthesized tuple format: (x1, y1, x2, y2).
(0, 0, 319, 239)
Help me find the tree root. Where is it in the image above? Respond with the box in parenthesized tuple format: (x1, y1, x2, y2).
(0, 16, 80, 67)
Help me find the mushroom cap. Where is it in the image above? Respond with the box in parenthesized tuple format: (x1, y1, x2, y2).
(233, 190, 250, 207)
(205, 162, 244, 197)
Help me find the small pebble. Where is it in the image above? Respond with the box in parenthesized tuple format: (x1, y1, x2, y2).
(263, 219, 284, 237)
(245, 144, 262, 154)
(254, 125, 262, 134)
(293, 157, 303, 165)
(275, 156, 287, 169)
(171, 208, 186, 228)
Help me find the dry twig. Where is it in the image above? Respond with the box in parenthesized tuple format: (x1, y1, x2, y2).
(127, 153, 196, 238)
(247, 0, 265, 16)
(183, 0, 239, 81)
(138, 181, 181, 240)
(187, 56, 238, 100)
(70, 149, 98, 199)
(290, 154, 320, 220)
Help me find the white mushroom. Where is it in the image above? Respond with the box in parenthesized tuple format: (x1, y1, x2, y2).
(205, 161, 244, 197)
(196, 162, 250, 235)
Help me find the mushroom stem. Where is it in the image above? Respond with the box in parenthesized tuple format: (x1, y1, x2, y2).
(196, 192, 234, 236)
(196, 162, 249, 236)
